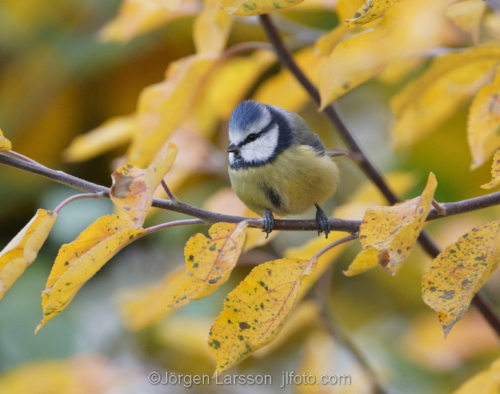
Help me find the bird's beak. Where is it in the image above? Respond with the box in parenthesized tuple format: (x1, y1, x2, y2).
(226, 143, 239, 153)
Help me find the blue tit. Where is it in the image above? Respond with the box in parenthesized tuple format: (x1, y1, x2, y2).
(226, 100, 340, 238)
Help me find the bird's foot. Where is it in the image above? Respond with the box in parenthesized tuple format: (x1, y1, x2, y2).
(315, 204, 330, 239)
(263, 209, 274, 239)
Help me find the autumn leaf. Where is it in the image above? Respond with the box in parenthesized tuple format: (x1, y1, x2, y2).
(392, 44, 500, 151)
(468, 69, 500, 170)
(36, 215, 145, 332)
(167, 222, 248, 309)
(319, 0, 448, 108)
(345, 0, 401, 27)
(343, 248, 378, 276)
(110, 142, 177, 226)
(481, 150, 500, 189)
(208, 257, 315, 374)
(99, 0, 196, 42)
(119, 266, 190, 331)
(63, 115, 135, 162)
(351, 173, 437, 275)
(451, 357, 500, 393)
(0, 128, 11, 150)
(0, 209, 57, 300)
(127, 54, 215, 167)
(422, 221, 500, 337)
(194, 0, 232, 55)
(221, 0, 304, 16)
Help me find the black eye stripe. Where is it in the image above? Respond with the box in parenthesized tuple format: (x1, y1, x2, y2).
(240, 120, 276, 146)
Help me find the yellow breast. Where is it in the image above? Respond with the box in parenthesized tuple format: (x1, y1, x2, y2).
(229, 145, 339, 217)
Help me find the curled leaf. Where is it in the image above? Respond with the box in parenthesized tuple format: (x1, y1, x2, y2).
(110, 142, 178, 226)
(208, 257, 314, 374)
(422, 221, 500, 337)
(355, 172, 437, 275)
(36, 215, 145, 332)
(167, 222, 248, 309)
(0, 209, 57, 300)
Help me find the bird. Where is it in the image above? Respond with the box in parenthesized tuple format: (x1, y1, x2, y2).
(226, 100, 340, 238)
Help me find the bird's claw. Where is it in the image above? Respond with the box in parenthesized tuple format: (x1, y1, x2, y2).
(263, 209, 274, 239)
(315, 204, 330, 239)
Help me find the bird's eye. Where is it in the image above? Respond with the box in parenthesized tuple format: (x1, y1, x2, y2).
(247, 133, 258, 142)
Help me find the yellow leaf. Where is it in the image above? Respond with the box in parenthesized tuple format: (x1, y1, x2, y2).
(357, 172, 437, 275)
(0, 209, 57, 300)
(422, 221, 500, 337)
(336, 0, 366, 21)
(313, 25, 350, 57)
(127, 54, 215, 167)
(481, 150, 500, 189)
(320, 0, 448, 108)
(194, 0, 232, 55)
(468, 70, 500, 170)
(446, 0, 486, 43)
(451, 357, 500, 394)
(203, 51, 275, 119)
(36, 215, 145, 332)
(119, 266, 190, 331)
(110, 142, 178, 226)
(0, 128, 12, 150)
(253, 47, 324, 112)
(0, 354, 116, 394)
(167, 222, 248, 309)
(99, 0, 196, 42)
(343, 248, 378, 276)
(392, 44, 500, 151)
(345, 0, 401, 27)
(208, 257, 313, 374)
(63, 115, 135, 162)
(221, 0, 304, 16)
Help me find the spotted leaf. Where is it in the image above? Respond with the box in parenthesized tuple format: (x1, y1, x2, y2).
(422, 221, 500, 337)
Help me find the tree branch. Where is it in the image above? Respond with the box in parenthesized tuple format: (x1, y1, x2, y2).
(257, 14, 500, 337)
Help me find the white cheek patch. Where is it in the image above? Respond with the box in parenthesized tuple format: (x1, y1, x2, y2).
(229, 107, 272, 145)
(240, 125, 279, 163)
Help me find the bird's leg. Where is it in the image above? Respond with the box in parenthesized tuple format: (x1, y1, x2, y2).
(315, 204, 330, 239)
(263, 209, 275, 238)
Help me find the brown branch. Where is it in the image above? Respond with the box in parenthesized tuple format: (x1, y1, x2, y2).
(257, 14, 500, 337)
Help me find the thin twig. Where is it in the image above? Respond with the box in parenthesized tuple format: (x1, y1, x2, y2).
(53, 192, 107, 214)
(257, 14, 500, 337)
(312, 233, 358, 261)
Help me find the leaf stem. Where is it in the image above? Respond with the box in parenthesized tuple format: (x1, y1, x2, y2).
(145, 219, 206, 234)
(161, 179, 179, 206)
(53, 192, 107, 214)
(312, 233, 358, 261)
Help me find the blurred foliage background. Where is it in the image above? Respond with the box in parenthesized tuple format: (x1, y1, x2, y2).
(0, 0, 500, 393)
